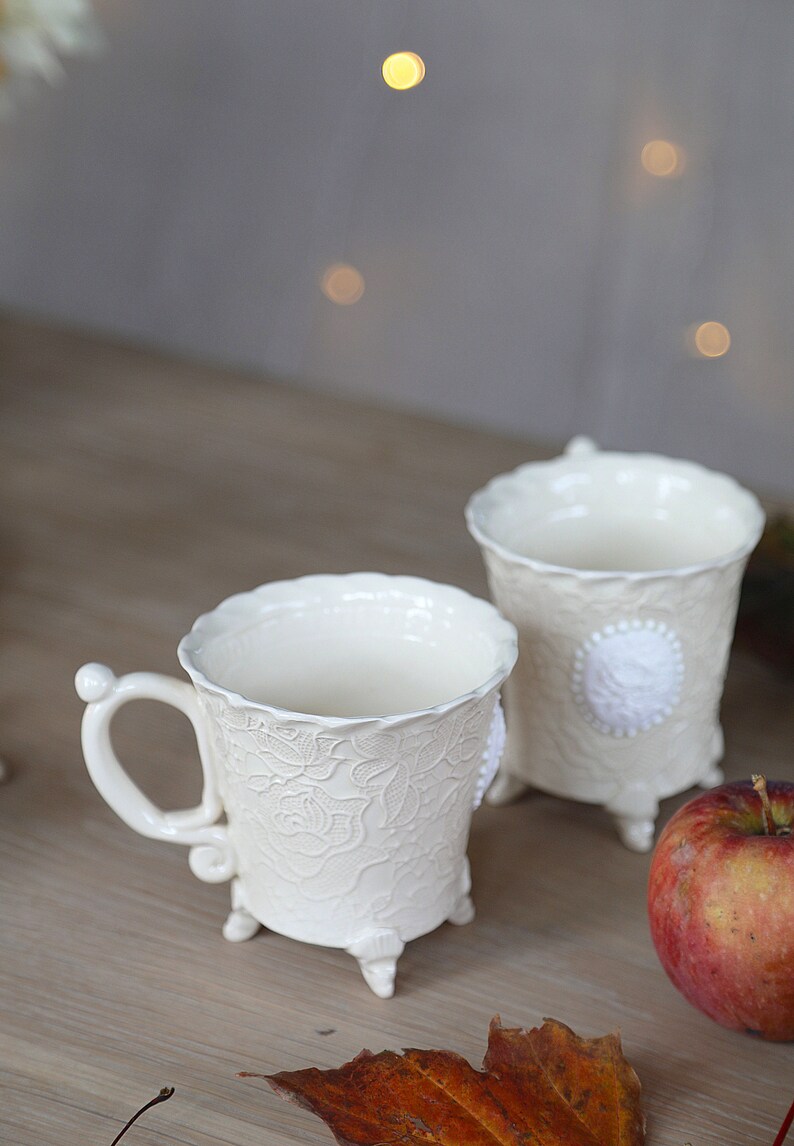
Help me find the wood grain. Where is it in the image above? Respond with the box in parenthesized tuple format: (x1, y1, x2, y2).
(0, 315, 792, 1146)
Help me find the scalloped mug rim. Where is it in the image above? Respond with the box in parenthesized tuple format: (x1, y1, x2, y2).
(177, 571, 519, 725)
(465, 448, 765, 581)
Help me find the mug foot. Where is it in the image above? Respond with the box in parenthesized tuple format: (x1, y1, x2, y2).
(347, 929, 404, 999)
(607, 786, 659, 853)
(699, 764, 725, 789)
(447, 893, 475, 926)
(222, 879, 262, 942)
(700, 726, 725, 788)
(613, 814, 655, 853)
(223, 907, 261, 942)
(447, 856, 475, 925)
(485, 769, 530, 806)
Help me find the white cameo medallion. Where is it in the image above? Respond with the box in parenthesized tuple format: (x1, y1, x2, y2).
(473, 697, 506, 810)
(571, 620, 684, 737)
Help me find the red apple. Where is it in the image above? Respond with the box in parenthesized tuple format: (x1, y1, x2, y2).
(648, 776, 794, 1040)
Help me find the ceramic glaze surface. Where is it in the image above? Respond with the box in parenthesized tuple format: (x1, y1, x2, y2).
(76, 573, 517, 996)
(185, 583, 497, 718)
(466, 438, 764, 851)
(198, 686, 501, 947)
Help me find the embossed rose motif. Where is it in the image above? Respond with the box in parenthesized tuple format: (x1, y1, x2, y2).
(269, 782, 366, 856)
(241, 778, 389, 902)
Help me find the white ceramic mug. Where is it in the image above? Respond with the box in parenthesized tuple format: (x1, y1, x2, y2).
(466, 438, 765, 852)
(76, 573, 517, 996)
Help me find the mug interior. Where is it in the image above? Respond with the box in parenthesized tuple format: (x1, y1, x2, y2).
(467, 452, 764, 573)
(179, 574, 516, 719)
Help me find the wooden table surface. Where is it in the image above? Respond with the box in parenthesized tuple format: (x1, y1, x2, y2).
(1, 316, 792, 1146)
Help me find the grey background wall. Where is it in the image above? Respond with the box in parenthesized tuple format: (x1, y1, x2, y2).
(0, 1, 792, 495)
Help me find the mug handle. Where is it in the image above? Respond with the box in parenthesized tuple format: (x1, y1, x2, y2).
(75, 662, 236, 884)
(564, 435, 599, 457)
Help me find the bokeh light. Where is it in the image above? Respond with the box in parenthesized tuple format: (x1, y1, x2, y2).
(320, 264, 365, 305)
(641, 140, 683, 178)
(691, 321, 731, 358)
(382, 52, 425, 91)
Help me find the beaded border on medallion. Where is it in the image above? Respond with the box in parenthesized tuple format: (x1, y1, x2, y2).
(571, 620, 685, 738)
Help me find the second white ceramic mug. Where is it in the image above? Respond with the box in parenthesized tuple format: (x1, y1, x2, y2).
(466, 437, 765, 852)
(76, 573, 517, 996)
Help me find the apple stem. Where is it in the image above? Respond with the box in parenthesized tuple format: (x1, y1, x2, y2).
(771, 1094, 794, 1146)
(752, 774, 778, 835)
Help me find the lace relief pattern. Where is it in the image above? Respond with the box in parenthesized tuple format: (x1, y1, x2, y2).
(199, 691, 497, 934)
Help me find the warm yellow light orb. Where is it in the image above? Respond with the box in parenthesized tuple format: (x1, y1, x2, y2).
(641, 139, 682, 178)
(320, 264, 365, 305)
(381, 52, 425, 91)
(692, 321, 731, 358)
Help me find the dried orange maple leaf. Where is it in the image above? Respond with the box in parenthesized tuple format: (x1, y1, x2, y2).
(241, 1016, 645, 1146)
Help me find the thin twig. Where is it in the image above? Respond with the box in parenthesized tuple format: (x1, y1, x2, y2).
(109, 1086, 175, 1146)
(771, 1095, 794, 1146)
